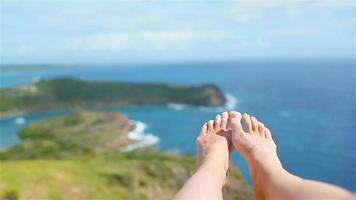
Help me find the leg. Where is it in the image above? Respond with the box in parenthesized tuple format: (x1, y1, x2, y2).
(174, 113, 232, 200)
(228, 111, 355, 200)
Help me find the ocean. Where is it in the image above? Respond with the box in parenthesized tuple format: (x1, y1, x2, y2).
(0, 59, 355, 191)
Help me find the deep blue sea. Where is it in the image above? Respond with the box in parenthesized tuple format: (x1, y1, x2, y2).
(0, 60, 355, 191)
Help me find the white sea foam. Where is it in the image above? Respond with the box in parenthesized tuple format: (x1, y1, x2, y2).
(14, 117, 26, 125)
(166, 93, 238, 112)
(121, 120, 160, 152)
(198, 93, 238, 112)
(224, 93, 238, 110)
(32, 76, 40, 83)
(198, 106, 223, 112)
(167, 103, 186, 111)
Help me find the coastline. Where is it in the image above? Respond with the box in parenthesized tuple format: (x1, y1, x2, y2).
(121, 120, 160, 152)
(0, 78, 227, 119)
(120, 93, 238, 152)
(166, 92, 238, 112)
(0, 93, 237, 151)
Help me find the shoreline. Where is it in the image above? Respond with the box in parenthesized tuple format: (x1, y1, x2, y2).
(167, 92, 237, 112)
(120, 93, 238, 152)
(120, 120, 160, 152)
(0, 93, 236, 152)
(0, 92, 237, 120)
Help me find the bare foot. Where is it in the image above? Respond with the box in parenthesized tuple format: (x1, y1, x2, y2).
(196, 112, 232, 183)
(227, 111, 356, 200)
(227, 111, 283, 200)
(173, 113, 232, 200)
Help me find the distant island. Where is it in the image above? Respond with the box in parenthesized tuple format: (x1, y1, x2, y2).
(0, 78, 226, 118)
(0, 112, 251, 199)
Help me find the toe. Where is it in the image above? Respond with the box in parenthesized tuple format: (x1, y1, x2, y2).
(250, 116, 259, 132)
(207, 120, 214, 133)
(200, 122, 207, 137)
(214, 114, 221, 130)
(265, 128, 272, 140)
(242, 113, 252, 133)
(228, 111, 244, 134)
(197, 122, 207, 143)
(220, 112, 228, 129)
(258, 122, 265, 137)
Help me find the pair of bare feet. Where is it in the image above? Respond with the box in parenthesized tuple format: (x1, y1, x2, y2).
(195, 111, 354, 200)
(174, 110, 354, 200)
(196, 111, 279, 199)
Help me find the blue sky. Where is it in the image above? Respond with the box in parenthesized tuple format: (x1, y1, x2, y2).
(1, 0, 355, 64)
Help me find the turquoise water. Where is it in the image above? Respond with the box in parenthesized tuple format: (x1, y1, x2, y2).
(0, 60, 355, 191)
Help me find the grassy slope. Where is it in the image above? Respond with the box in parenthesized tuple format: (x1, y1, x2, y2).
(0, 112, 251, 199)
(0, 151, 194, 200)
(0, 151, 251, 200)
(0, 78, 226, 117)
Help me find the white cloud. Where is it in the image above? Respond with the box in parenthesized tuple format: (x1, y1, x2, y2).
(233, 0, 355, 8)
(1, 0, 355, 63)
(64, 30, 236, 52)
(231, 0, 356, 20)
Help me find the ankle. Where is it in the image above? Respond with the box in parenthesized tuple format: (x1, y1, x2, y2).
(198, 162, 227, 186)
(203, 148, 229, 172)
(247, 147, 284, 178)
(249, 145, 280, 165)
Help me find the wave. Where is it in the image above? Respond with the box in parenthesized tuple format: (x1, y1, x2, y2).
(167, 103, 186, 111)
(121, 120, 160, 152)
(14, 117, 26, 125)
(166, 93, 238, 112)
(224, 93, 238, 110)
(32, 76, 40, 83)
(198, 93, 238, 112)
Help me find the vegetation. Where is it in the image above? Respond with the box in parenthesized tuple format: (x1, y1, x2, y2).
(0, 112, 132, 160)
(0, 112, 251, 200)
(0, 150, 251, 200)
(0, 78, 226, 118)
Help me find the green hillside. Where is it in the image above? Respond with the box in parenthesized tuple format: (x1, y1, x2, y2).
(0, 112, 251, 200)
(0, 150, 251, 200)
(0, 112, 133, 160)
(0, 78, 226, 118)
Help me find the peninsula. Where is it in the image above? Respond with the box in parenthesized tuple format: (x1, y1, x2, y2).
(0, 112, 134, 159)
(0, 78, 226, 118)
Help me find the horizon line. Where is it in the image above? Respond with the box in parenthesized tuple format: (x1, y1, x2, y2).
(1, 57, 355, 67)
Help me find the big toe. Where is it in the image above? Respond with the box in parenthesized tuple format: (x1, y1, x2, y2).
(220, 112, 229, 130)
(228, 111, 244, 134)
